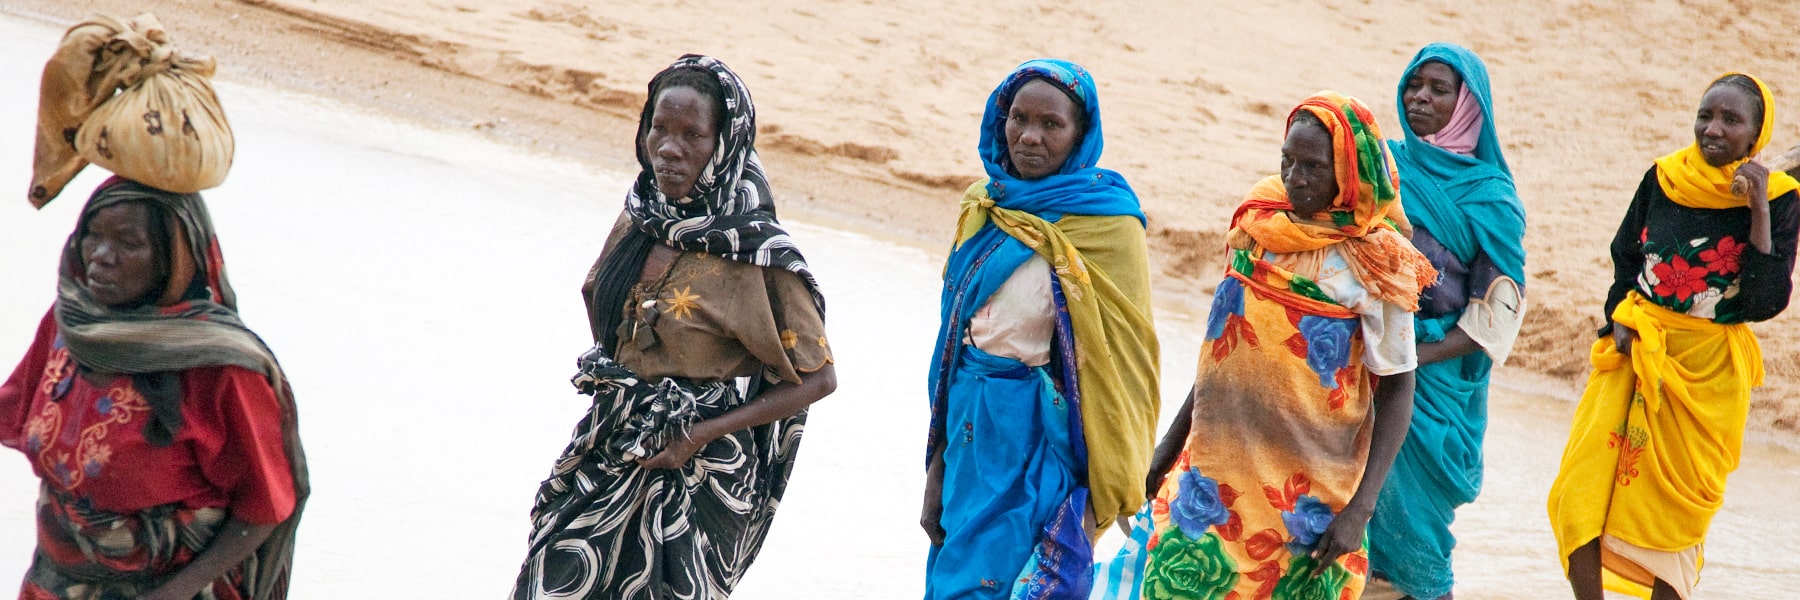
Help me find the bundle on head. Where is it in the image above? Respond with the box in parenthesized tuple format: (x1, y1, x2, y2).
(30, 13, 233, 208)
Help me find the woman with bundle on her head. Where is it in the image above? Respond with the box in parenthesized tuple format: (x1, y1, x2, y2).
(2, 180, 306, 600)
(1365, 43, 1527, 600)
(1096, 92, 1433, 600)
(510, 55, 836, 600)
(4, 15, 306, 600)
(923, 58, 1159, 599)
(1547, 72, 1799, 600)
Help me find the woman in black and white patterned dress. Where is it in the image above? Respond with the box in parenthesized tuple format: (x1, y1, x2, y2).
(510, 55, 837, 600)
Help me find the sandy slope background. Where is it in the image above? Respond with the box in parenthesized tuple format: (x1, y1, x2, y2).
(1, 3, 1799, 599)
(5, 1, 1799, 426)
(10, 0, 1800, 439)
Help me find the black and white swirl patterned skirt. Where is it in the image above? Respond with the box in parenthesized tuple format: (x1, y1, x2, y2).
(511, 350, 807, 600)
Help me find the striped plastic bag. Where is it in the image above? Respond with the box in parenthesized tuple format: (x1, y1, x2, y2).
(1089, 501, 1155, 600)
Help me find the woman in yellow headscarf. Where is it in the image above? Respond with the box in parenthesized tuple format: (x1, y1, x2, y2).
(1547, 73, 1800, 600)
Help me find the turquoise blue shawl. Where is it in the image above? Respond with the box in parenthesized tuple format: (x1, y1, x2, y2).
(1387, 43, 1525, 290)
(1369, 43, 1527, 600)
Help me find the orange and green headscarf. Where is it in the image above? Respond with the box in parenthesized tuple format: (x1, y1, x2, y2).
(1654, 72, 1800, 209)
(1232, 92, 1406, 248)
(1230, 91, 1436, 310)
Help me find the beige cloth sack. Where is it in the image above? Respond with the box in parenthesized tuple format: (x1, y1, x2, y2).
(30, 14, 233, 207)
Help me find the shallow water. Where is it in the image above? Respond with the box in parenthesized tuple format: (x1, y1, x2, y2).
(0, 12, 1794, 599)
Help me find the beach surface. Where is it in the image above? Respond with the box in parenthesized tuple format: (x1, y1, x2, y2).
(10, 0, 1799, 440)
(0, 5, 1798, 599)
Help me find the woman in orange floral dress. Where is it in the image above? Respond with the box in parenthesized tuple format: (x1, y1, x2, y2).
(1095, 92, 1433, 600)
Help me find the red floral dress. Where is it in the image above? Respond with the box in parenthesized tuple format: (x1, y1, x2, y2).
(1605, 168, 1800, 328)
(1, 311, 296, 599)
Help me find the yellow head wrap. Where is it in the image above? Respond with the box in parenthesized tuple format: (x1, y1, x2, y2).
(1653, 72, 1800, 208)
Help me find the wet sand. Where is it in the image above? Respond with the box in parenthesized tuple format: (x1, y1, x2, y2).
(0, 9, 1797, 600)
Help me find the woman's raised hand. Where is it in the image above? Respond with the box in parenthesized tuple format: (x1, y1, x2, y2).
(1734, 159, 1771, 209)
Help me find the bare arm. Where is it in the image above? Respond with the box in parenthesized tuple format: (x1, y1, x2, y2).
(1309, 369, 1415, 574)
(1416, 327, 1481, 366)
(1733, 163, 1798, 322)
(636, 364, 838, 470)
(922, 439, 946, 545)
(1740, 161, 1774, 254)
(141, 518, 276, 600)
(1145, 385, 1196, 500)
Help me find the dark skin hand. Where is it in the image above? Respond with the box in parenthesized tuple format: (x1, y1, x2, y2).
(1612, 321, 1639, 356)
(629, 244, 839, 471)
(1310, 369, 1415, 576)
(1741, 160, 1775, 254)
(1144, 373, 1416, 577)
(922, 442, 947, 545)
(140, 517, 276, 600)
(636, 363, 837, 470)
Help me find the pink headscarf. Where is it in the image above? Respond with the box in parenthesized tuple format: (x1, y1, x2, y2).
(1420, 84, 1482, 156)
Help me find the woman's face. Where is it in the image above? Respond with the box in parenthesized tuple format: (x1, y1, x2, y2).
(1403, 61, 1462, 137)
(80, 202, 165, 308)
(1005, 79, 1082, 180)
(1281, 119, 1338, 216)
(1694, 84, 1760, 167)
(644, 86, 720, 200)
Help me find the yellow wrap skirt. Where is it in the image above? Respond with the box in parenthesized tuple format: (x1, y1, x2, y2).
(1547, 291, 1762, 598)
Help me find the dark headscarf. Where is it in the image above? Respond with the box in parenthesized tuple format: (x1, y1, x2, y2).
(589, 55, 821, 354)
(55, 177, 308, 600)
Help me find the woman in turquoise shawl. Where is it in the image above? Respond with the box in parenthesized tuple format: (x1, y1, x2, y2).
(1367, 43, 1528, 600)
(923, 59, 1160, 599)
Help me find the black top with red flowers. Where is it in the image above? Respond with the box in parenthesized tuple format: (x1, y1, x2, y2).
(1603, 166, 1800, 335)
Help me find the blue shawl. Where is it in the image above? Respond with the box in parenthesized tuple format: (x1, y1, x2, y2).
(925, 58, 1148, 599)
(928, 58, 1144, 408)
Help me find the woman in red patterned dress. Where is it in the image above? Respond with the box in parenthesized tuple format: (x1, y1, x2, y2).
(1, 178, 307, 600)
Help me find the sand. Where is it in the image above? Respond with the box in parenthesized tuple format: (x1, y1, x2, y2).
(3, 6, 1800, 598)
(9, 0, 1799, 438)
